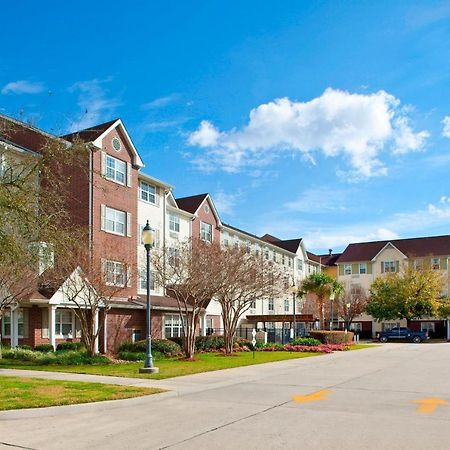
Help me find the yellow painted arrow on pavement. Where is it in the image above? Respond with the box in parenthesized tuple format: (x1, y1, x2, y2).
(293, 389, 330, 404)
(412, 397, 448, 414)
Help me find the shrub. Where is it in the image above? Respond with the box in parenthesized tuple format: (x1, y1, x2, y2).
(309, 331, 354, 345)
(2, 348, 110, 365)
(118, 339, 181, 356)
(18, 345, 32, 351)
(235, 338, 254, 351)
(290, 337, 322, 347)
(195, 335, 225, 351)
(118, 351, 146, 361)
(56, 342, 84, 352)
(34, 344, 55, 353)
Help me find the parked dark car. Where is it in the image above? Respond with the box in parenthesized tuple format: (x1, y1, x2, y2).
(376, 327, 429, 343)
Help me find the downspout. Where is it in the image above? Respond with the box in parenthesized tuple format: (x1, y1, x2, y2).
(162, 191, 167, 294)
(88, 148, 93, 258)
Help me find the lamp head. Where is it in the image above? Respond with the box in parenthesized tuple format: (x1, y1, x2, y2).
(142, 220, 155, 247)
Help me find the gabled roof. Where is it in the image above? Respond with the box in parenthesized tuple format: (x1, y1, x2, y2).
(318, 253, 342, 267)
(260, 233, 303, 254)
(62, 119, 118, 143)
(0, 113, 66, 154)
(62, 118, 144, 167)
(307, 251, 322, 264)
(337, 235, 450, 263)
(261, 233, 281, 243)
(176, 193, 209, 214)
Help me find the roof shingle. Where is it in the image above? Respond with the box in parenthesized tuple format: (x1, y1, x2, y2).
(176, 193, 208, 214)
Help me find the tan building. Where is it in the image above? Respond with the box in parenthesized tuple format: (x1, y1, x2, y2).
(336, 236, 450, 339)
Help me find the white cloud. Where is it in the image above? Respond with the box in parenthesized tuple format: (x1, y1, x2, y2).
(68, 79, 120, 132)
(142, 94, 180, 110)
(442, 116, 450, 138)
(1, 80, 45, 95)
(188, 88, 429, 180)
(284, 187, 348, 213)
(213, 190, 242, 216)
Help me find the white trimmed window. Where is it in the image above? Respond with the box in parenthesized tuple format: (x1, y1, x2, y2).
(169, 214, 180, 233)
(1, 309, 26, 337)
(140, 181, 157, 204)
(105, 260, 126, 286)
(383, 261, 396, 273)
(223, 238, 229, 247)
(284, 299, 289, 312)
(55, 310, 73, 337)
(265, 249, 269, 260)
(250, 300, 256, 309)
(139, 269, 156, 291)
(103, 206, 127, 236)
(164, 314, 183, 338)
(297, 259, 303, 271)
(200, 222, 212, 243)
(268, 298, 274, 311)
(168, 248, 180, 267)
(421, 322, 435, 333)
(246, 241, 251, 254)
(359, 263, 367, 274)
(105, 155, 126, 185)
(344, 264, 352, 275)
(431, 258, 440, 270)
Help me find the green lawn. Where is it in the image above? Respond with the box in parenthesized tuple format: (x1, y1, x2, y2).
(348, 343, 379, 350)
(0, 351, 322, 380)
(0, 376, 163, 411)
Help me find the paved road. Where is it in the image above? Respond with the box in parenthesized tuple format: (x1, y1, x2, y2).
(1, 343, 450, 450)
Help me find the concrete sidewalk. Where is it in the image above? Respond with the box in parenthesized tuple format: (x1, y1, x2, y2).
(4, 344, 449, 450)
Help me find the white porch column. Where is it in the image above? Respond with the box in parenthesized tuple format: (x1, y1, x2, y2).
(49, 306, 56, 350)
(103, 311, 108, 354)
(447, 319, 450, 341)
(10, 305, 19, 349)
(94, 310, 99, 354)
(200, 311, 207, 337)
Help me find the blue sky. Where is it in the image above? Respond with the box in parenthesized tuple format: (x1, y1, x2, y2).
(2, 0, 450, 253)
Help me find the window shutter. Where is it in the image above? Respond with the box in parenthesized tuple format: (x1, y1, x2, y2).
(367, 263, 372, 275)
(381, 262, 384, 273)
(338, 265, 344, 276)
(41, 309, 49, 339)
(101, 151, 106, 176)
(155, 229, 160, 247)
(441, 258, 448, 270)
(101, 259, 107, 284)
(156, 186, 160, 206)
(75, 316, 82, 338)
(127, 163, 132, 187)
(100, 204, 106, 231)
(352, 264, 358, 275)
(395, 261, 400, 272)
(126, 213, 132, 237)
(22, 309, 29, 338)
(127, 266, 132, 287)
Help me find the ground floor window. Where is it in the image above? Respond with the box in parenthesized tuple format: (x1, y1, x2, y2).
(350, 322, 362, 332)
(420, 322, 435, 333)
(132, 328, 142, 342)
(164, 314, 183, 338)
(382, 322, 400, 331)
(55, 309, 73, 337)
(1, 309, 27, 337)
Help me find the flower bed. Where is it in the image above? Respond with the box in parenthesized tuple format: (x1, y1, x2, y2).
(260, 343, 350, 353)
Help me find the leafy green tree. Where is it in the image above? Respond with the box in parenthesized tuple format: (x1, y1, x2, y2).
(299, 272, 344, 329)
(367, 266, 449, 321)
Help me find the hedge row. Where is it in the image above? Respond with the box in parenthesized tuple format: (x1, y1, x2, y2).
(309, 331, 354, 345)
(118, 339, 181, 356)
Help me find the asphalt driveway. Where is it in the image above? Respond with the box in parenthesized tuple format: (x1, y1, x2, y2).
(1, 343, 450, 450)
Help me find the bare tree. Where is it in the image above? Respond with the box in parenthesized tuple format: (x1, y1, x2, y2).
(217, 247, 283, 354)
(152, 239, 224, 359)
(336, 285, 368, 330)
(43, 234, 134, 356)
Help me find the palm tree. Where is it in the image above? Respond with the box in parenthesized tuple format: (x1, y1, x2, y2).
(299, 272, 344, 329)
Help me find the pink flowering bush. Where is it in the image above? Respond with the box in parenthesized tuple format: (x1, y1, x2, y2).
(259, 343, 351, 353)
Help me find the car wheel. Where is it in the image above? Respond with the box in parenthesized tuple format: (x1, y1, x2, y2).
(412, 336, 422, 343)
(379, 336, 388, 343)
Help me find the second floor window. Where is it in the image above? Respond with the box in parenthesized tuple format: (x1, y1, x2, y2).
(200, 222, 212, 243)
(140, 181, 157, 204)
(105, 260, 126, 286)
(297, 259, 303, 271)
(104, 206, 126, 236)
(169, 214, 180, 233)
(284, 299, 289, 312)
(344, 264, 352, 275)
(105, 155, 126, 185)
(139, 269, 156, 291)
(383, 261, 397, 273)
(268, 298, 274, 311)
(359, 263, 367, 274)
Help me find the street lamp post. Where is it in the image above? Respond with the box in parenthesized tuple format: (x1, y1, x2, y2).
(345, 302, 351, 332)
(139, 221, 159, 374)
(288, 283, 297, 339)
(329, 292, 335, 331)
